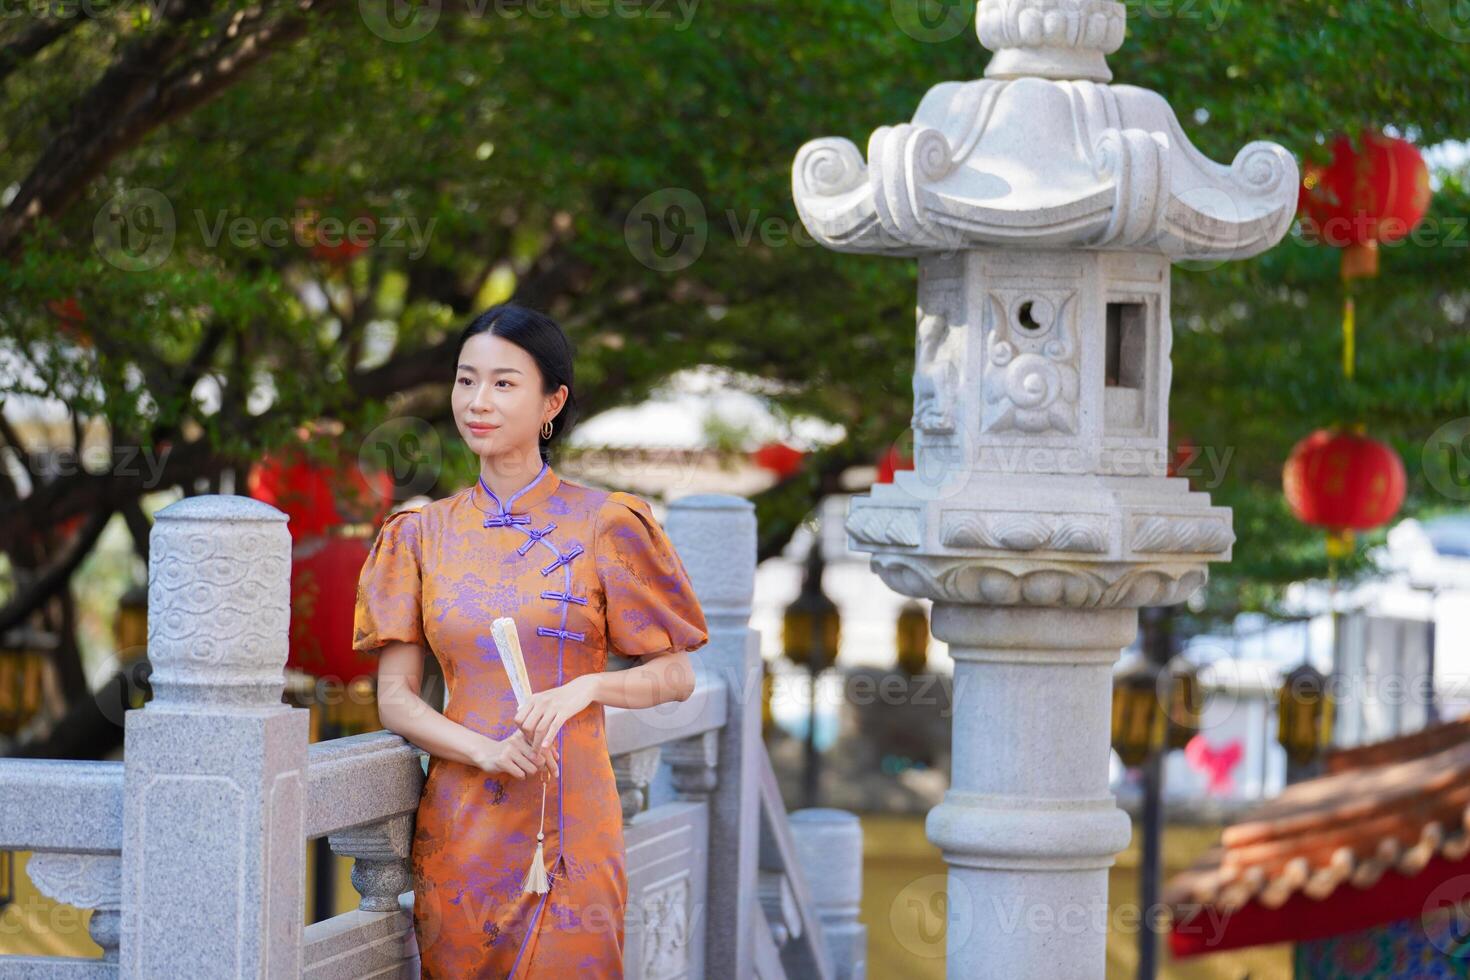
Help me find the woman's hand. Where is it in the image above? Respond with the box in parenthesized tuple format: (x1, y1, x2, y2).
(473, 730, 559, 780)
(514, 675, 596, 752)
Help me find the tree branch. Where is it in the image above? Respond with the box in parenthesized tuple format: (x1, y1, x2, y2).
(0, 402, 37, 488)
(0, 503, 114, 636)
(0, 0, 347, 257)
(0, 16, 83, 89)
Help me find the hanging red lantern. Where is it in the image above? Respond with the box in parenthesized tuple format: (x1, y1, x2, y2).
(751, 442, 805, 480)
(1298, 130, 1432, 396)
(29, 512, 85, 551)
(293, 201, 377, 267)
(248, 427, 393, 539)
(249, 455, 339, 539)
(309, 217, 375, 266)
(46, 295, 84, 323)
(1298, 130, 1432, 280)
(1283, 428, 1406, 557)
(46, 295, 91, 347)
(289, 532, 377, 682)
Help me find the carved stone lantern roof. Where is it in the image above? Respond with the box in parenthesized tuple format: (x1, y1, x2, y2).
(793, 0, 1299, 260)
(789, 0, 1303, 614)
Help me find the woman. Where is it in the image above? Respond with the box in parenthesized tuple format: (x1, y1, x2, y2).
(352, 302, 709, 977)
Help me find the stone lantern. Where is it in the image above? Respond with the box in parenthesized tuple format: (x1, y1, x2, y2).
(792, 2, 1298, 977)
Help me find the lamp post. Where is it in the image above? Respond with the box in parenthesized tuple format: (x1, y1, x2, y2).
(114, 581, 153, 715)
(1278, 661, 1334, 784)
(896, 599, 930, 677)
(1110, 606, 1197, 980)
(0, 625, 59, 738)
(761, 659, 776, 738)
(0, 624, 59, 913)
(783, 532, 840, 808)
(793, 3, 1297, 973)
(114, 581, 149, 661)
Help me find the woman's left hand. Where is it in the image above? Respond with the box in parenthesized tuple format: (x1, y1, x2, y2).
(515, 674, 596, 752)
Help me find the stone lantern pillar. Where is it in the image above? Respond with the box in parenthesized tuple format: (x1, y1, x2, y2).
(792, 2, 1298, 977)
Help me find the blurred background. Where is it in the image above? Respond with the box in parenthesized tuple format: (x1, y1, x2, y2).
(3, 1, 1470, 976)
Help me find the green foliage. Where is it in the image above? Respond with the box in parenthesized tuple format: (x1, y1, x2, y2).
(1, 0, 1468, 614)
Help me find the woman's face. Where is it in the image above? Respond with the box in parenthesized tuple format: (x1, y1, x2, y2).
(452, 332, 566, 464)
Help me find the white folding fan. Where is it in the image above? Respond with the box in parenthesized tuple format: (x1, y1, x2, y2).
(490, 616, 556, 895)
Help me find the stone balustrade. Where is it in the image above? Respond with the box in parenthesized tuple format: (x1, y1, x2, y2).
(0, 492, 866, 979)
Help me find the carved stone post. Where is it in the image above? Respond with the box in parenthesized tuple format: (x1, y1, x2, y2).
(665, 495, 762, 980)
(120, 496, 309, 979)
(790, 808, 866, 979)
(792, 2, 1298, 976)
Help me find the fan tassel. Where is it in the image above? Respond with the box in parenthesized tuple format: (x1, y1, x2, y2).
(522, 770, 554, 895)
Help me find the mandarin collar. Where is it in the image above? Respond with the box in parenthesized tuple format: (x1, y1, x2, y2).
(472, 461, 560, 515)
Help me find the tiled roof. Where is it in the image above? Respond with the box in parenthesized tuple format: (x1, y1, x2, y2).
(1165, 712, 1470, 916)
(1322, 714, 1470, 775)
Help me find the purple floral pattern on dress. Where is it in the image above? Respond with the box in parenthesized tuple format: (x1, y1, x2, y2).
(352, 466, 709, 978)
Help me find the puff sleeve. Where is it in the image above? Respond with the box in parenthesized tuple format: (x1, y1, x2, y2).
(352, 508, 426, 652)
(594, 491, 709, 658)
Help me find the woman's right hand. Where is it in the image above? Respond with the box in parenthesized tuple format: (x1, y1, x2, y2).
(475, 731, 558, 780)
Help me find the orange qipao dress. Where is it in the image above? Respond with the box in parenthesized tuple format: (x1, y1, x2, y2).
(351, 461, 710, 978)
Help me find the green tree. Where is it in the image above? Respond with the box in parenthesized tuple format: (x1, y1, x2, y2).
(2, 1, 1468, 745)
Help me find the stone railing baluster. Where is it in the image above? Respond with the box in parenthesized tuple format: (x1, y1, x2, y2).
(612, 746, 663, 823)
(24, 852, 124, 963)
(328, 813, 414, 913)
(664, 729, 720, 802)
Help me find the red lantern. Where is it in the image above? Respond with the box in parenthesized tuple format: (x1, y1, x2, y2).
(289, 533, 377, 681)
(1299, 130, 1431, 278)
(47, 295, 91, 347)
(248, 429, 393, 539)
(751, 442, 805, 480)
(876, 445, 913, 484)
(250, 456, 337, 539)
(1283, 428, 1406, 556)
(310, 223, 374, 266)
(47, 295, 84, 323)
(1167, 423, 1198, 482)
(293, 202, 376, 266)
(29, 512, 85, 550)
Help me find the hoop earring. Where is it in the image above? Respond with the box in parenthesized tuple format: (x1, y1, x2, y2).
(541, 420, 553, 439)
